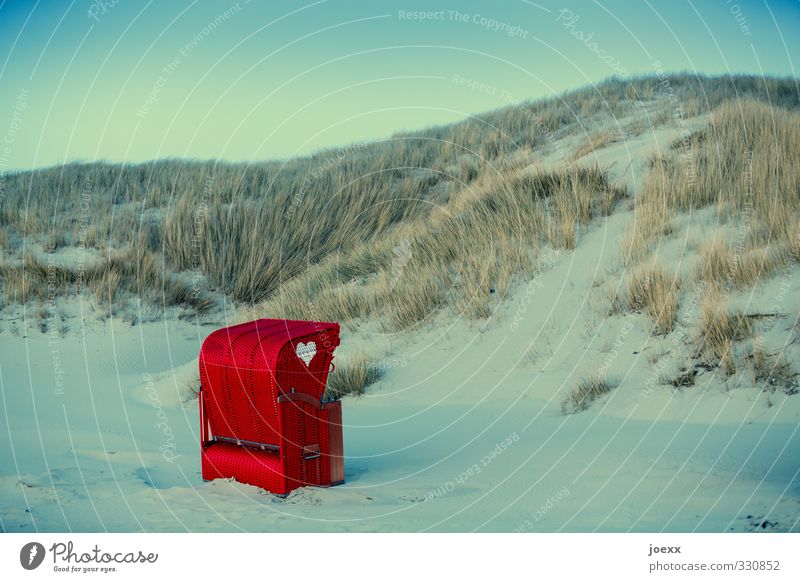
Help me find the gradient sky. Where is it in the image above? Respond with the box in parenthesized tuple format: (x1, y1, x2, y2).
(0, 0, 798, 170)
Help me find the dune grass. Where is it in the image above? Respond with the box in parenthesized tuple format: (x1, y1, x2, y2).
(626, 100, 800, 269)
(0, 227, 10, 253)
(621, 99, 800, 387)
(256, 163, 625, 330)
(0, 251, 213, 313)
(0, 75, 797, 318)
(626, 261, 680, 334)
(570, 131, 613, 162)
(324, 352, 383, 399)
(693, 238, 782, 291)
(561, 374, 620, 415)
(697, 293, 752, 360)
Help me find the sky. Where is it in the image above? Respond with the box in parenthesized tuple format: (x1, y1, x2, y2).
(0, 0, 798, 170)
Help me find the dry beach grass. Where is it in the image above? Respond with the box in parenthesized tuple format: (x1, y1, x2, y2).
(1, 74, 799, 405)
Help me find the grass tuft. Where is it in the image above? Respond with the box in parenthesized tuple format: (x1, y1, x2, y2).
(697, 294, 752, 359)
(561, 374, 620, 415)
(626, 262, 680, 334)
(325, 352, 383, 399)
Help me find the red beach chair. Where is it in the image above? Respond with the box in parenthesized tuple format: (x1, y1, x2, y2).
(199, 319, 344, 496)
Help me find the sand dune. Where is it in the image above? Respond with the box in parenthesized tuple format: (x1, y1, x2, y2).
(2, 96, 799, 532)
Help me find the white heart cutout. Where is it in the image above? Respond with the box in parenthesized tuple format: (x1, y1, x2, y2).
(295, 341, 317, 366)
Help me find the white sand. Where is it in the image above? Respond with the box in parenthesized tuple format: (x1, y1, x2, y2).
(2, 118, 799, 532)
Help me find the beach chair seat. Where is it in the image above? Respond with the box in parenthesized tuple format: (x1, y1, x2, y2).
(199, 318, 343, 496)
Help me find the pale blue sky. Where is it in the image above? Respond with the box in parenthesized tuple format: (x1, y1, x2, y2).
(0, 0, 798, 170)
